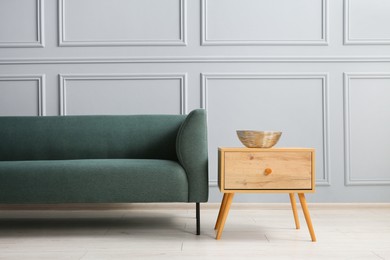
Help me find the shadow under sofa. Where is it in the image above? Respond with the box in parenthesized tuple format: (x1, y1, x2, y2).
(0, 109, 208, 235)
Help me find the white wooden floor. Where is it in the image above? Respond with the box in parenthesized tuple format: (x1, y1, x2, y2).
(0, 203, 389, 259)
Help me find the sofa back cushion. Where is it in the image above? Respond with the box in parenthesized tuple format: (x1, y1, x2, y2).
(0, 115, 185, 161)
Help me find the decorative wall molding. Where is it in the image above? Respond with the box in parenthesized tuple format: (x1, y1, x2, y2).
(344, 0, 390, 45)
(344, 73, 390, 185)
(201, 73, 330, 186)
(58, 0, 186, 46)
(3, 56, 390, 65)
(209, 180, 218, 187)
(201, 0, 328, 46)
(0, 74, 45, 115)
(59, 73, 187, 116)
(0, 0, 44, 48)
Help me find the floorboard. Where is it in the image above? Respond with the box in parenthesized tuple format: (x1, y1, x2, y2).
(1, 203, 389, 259)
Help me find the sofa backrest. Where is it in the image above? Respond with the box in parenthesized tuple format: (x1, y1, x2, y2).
(0, 114, 186, 161)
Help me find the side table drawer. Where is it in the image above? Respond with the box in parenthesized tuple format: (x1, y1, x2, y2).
(222, 150, 313, 190)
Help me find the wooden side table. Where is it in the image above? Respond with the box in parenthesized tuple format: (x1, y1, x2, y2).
(215, 147, 317, 242)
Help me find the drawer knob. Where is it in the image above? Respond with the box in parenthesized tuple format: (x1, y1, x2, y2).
(264, 168, 273, 175)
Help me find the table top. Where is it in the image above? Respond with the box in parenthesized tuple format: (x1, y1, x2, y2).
(219, 147, 315, 152)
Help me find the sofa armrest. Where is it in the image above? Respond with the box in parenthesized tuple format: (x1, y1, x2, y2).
(176, 109, 208, 202)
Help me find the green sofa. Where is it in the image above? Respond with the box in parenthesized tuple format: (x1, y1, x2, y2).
(0, 109, 208, 235)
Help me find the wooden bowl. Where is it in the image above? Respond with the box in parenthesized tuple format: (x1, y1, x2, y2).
(236, 130, 282, 148)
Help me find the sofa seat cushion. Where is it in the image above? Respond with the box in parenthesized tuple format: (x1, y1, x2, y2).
(0, 159, 188, 203)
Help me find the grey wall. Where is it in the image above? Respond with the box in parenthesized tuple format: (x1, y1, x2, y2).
(1, 0, 390, 202)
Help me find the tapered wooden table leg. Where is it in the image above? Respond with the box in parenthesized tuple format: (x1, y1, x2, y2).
(216, 193, 234, 240)
(289, 193, 300, 229)
(298, 193, 316, 242)
(215, 193, 229, 230)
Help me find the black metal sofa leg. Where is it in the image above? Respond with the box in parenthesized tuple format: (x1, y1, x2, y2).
(196, 202, 200, 235)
